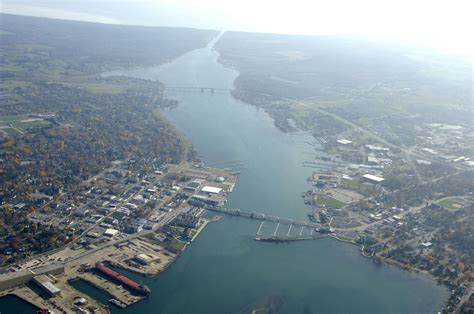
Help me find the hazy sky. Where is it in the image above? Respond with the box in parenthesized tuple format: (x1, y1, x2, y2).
(1, 0, 473, 56)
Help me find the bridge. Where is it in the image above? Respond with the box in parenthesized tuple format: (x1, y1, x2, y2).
(206, 206, 319, 228)
(165, 86, 233, 94)
(164, 86, 263, 96)
(206, 207, 328, 242)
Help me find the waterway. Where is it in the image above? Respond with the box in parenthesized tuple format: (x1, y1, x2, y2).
(102, 33, 449, 313)
(0, 294, 38, 313)
(0, 34, 448, 313)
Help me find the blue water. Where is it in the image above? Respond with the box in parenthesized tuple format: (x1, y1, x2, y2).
(1, 34, 448, 314)
(100, 34, 449, 313)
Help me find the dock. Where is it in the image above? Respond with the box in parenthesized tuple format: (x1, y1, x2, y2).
(78, 271, 143, 308)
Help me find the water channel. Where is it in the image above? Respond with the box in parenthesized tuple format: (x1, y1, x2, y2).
(101, 34, 448, 314)
(0, 33, 448, 314)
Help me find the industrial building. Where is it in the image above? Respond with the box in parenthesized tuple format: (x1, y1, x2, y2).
(184, 181, 201, 192)
(189, 194, 226, 207)
(133, 253, 160, 265)
(32, 274, 61, 297)
(104, 228, 119, 237)
(201, 186, 222, 194)
(0, 263, 64, 291)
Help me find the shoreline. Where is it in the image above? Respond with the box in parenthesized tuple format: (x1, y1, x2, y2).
(215, 52, 454, 309)
(215, 63, 453, 310)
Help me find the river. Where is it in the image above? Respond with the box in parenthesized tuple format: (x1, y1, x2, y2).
(101, 33, 448, 313)
(1, 34, 448, 313)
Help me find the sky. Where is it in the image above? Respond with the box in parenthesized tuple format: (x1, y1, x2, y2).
(1, 0, 473, 57)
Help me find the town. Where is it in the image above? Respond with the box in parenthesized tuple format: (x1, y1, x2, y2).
(298, 127, 474, 313)
(1, 11, 472, 314)
(0, 161, 238, 313)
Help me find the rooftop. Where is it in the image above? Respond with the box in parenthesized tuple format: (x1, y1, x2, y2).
(202, 186, 222, 194)
(362, 174, 385, 183)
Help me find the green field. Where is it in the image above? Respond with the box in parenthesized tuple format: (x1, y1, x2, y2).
(0, 114, 51, 136)
(0, 127, 22, 136)
(437, 197, 465, 210)
(316, 195, 347, 208)
(60, 82, 129, 95)
(0, 80, 31, 89)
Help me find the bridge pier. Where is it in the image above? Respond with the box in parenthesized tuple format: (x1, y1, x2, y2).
(286, 224, 293, 237)
(256, 221, 265, 236)
(273, 222, 280, 236)
(299, 226, 304, 236)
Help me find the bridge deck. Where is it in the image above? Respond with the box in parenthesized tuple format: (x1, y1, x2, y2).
(206, 207, 319, 228)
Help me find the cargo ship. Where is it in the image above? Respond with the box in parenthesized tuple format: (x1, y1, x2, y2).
(95, 262, 150, 296)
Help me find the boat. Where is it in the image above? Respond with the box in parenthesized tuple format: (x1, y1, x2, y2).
(96, 262, 151, 296)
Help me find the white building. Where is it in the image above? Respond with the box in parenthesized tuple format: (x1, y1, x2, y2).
(103, 228, 119, 237)
(201, 186, 222, 194)
(134, 253, 160, 265)
(337, 139, 352, 145)
(362, 174, 385, 184)
(32, 275, 61, 297)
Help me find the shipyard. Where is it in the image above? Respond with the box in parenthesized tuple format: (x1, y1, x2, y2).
(0, 161, 238, 313)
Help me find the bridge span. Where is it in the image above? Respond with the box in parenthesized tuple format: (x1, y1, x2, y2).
(205, 208, 333, 242)
(164, 86, 258, 95)
(206, 206, 320, 228)
(165, 86, 232, 93)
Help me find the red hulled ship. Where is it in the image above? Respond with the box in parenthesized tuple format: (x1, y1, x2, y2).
(95, 262, 151, 296)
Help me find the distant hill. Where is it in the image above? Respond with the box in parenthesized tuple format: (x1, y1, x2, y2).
(0, 13, 218, 72)
(215, 31, 471, 105)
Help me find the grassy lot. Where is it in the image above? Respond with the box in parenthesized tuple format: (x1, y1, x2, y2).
(0, 65, 24, 72)
(316, 195, 347, 208)
(0, 127, 22, 136)
(60, 82, 129, 95)
(0, 115, 51, 135)
(167, 238, 186, 253)
(437, 197, 466, 210)
(339, 179, 375, 197)
(0, 80, 31, 89)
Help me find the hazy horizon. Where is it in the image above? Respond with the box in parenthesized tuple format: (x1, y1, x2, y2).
(1, 0, 473, 60)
